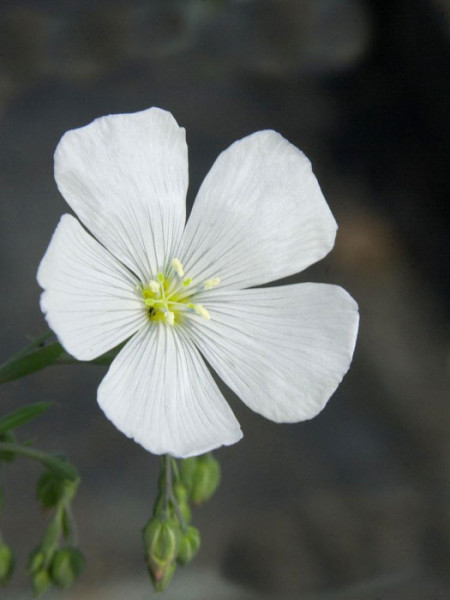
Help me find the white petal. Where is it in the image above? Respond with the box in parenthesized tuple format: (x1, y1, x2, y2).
(37, 214, 147, 360)
(54, 108, 188, 282)
(179, 131, 336, 289)
(97, 323, 242, 458)
(187, 284, 359, 422)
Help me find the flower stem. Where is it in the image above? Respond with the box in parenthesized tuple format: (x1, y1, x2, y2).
(162, 454, 187, 532)
(0, 442, 78, 481)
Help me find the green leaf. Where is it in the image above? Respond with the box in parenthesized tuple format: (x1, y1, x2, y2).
(58, 341, 126, 367)
(0, 403, 52, 435)
(0, 343, 64, 385)
(7, 332, 53, 362)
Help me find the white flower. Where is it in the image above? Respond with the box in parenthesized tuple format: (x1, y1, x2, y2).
(37, 108, 359, 458)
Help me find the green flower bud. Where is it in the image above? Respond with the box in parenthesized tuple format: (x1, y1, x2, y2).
(32, 569, 51, 597)
(179, 457, 198, 492)
(190, 454, 221, 505)
(178, 501, 192, 525)
(27, 547, 46, 575)
(172, 481, 191, 523)
(50, 547, 85, 589)
(36, 471, 65, 508)
(0, 543, 14, 585)
(177, 526, 200, 566)
(142, 516, 180, 586)
(173, 481, 188, 504)
(154, 560, 176, 592)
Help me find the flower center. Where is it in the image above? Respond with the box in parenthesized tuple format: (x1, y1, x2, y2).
(141, 258, 219, 326)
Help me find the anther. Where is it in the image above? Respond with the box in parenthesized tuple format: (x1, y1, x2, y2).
(171, 258, 184, 278)
(203, 277, 220, 290)
(148, 280, 160, 294)
(188, 303, 211, 320)
(165, 311, 175, 326)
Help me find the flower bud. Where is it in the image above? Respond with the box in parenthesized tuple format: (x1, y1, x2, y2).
(178, 501, 192, 525)
(154, 559, 176, 592)
(27, 547, 46, 574)
(36, 471, 79, 510)
(36, 471, 65, 509)
(172, 481, 191, 523)
(50, 547, 85, 589)
(190, 454, 221, 505)
(179, 457, 198, 492)
(0, 543, 14, 585)
(173, 481, 188, 504)
(177, 526, 200, 566)
(32, 568, 51, 597)
(142, 516, 180, 586)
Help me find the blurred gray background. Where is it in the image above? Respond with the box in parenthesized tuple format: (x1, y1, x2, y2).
(1, 1, 449, 598)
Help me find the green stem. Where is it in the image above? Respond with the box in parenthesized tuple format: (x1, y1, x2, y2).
(63, 502, 78, 546)
(161, 455, 170, 515)
(163, 455, 187, 532)
(0, 443, 78, 481)
(171, 457, 180, 480)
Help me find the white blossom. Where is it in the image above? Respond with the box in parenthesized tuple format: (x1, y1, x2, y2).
(37, 108, 359, 458)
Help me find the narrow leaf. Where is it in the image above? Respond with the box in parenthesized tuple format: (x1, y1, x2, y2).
(0, 343, 64, 384)
(0, 402, 52, 435)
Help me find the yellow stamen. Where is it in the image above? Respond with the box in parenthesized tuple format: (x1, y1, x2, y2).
(188, 303, 210, 320)
(143, 264, 216, 325)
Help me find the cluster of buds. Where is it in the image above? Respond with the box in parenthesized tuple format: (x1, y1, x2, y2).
(29, 543, 85, 595)
(28, 470, 84, 596)
(0, 401, 84, 595)
(142, 453, 220, 591)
